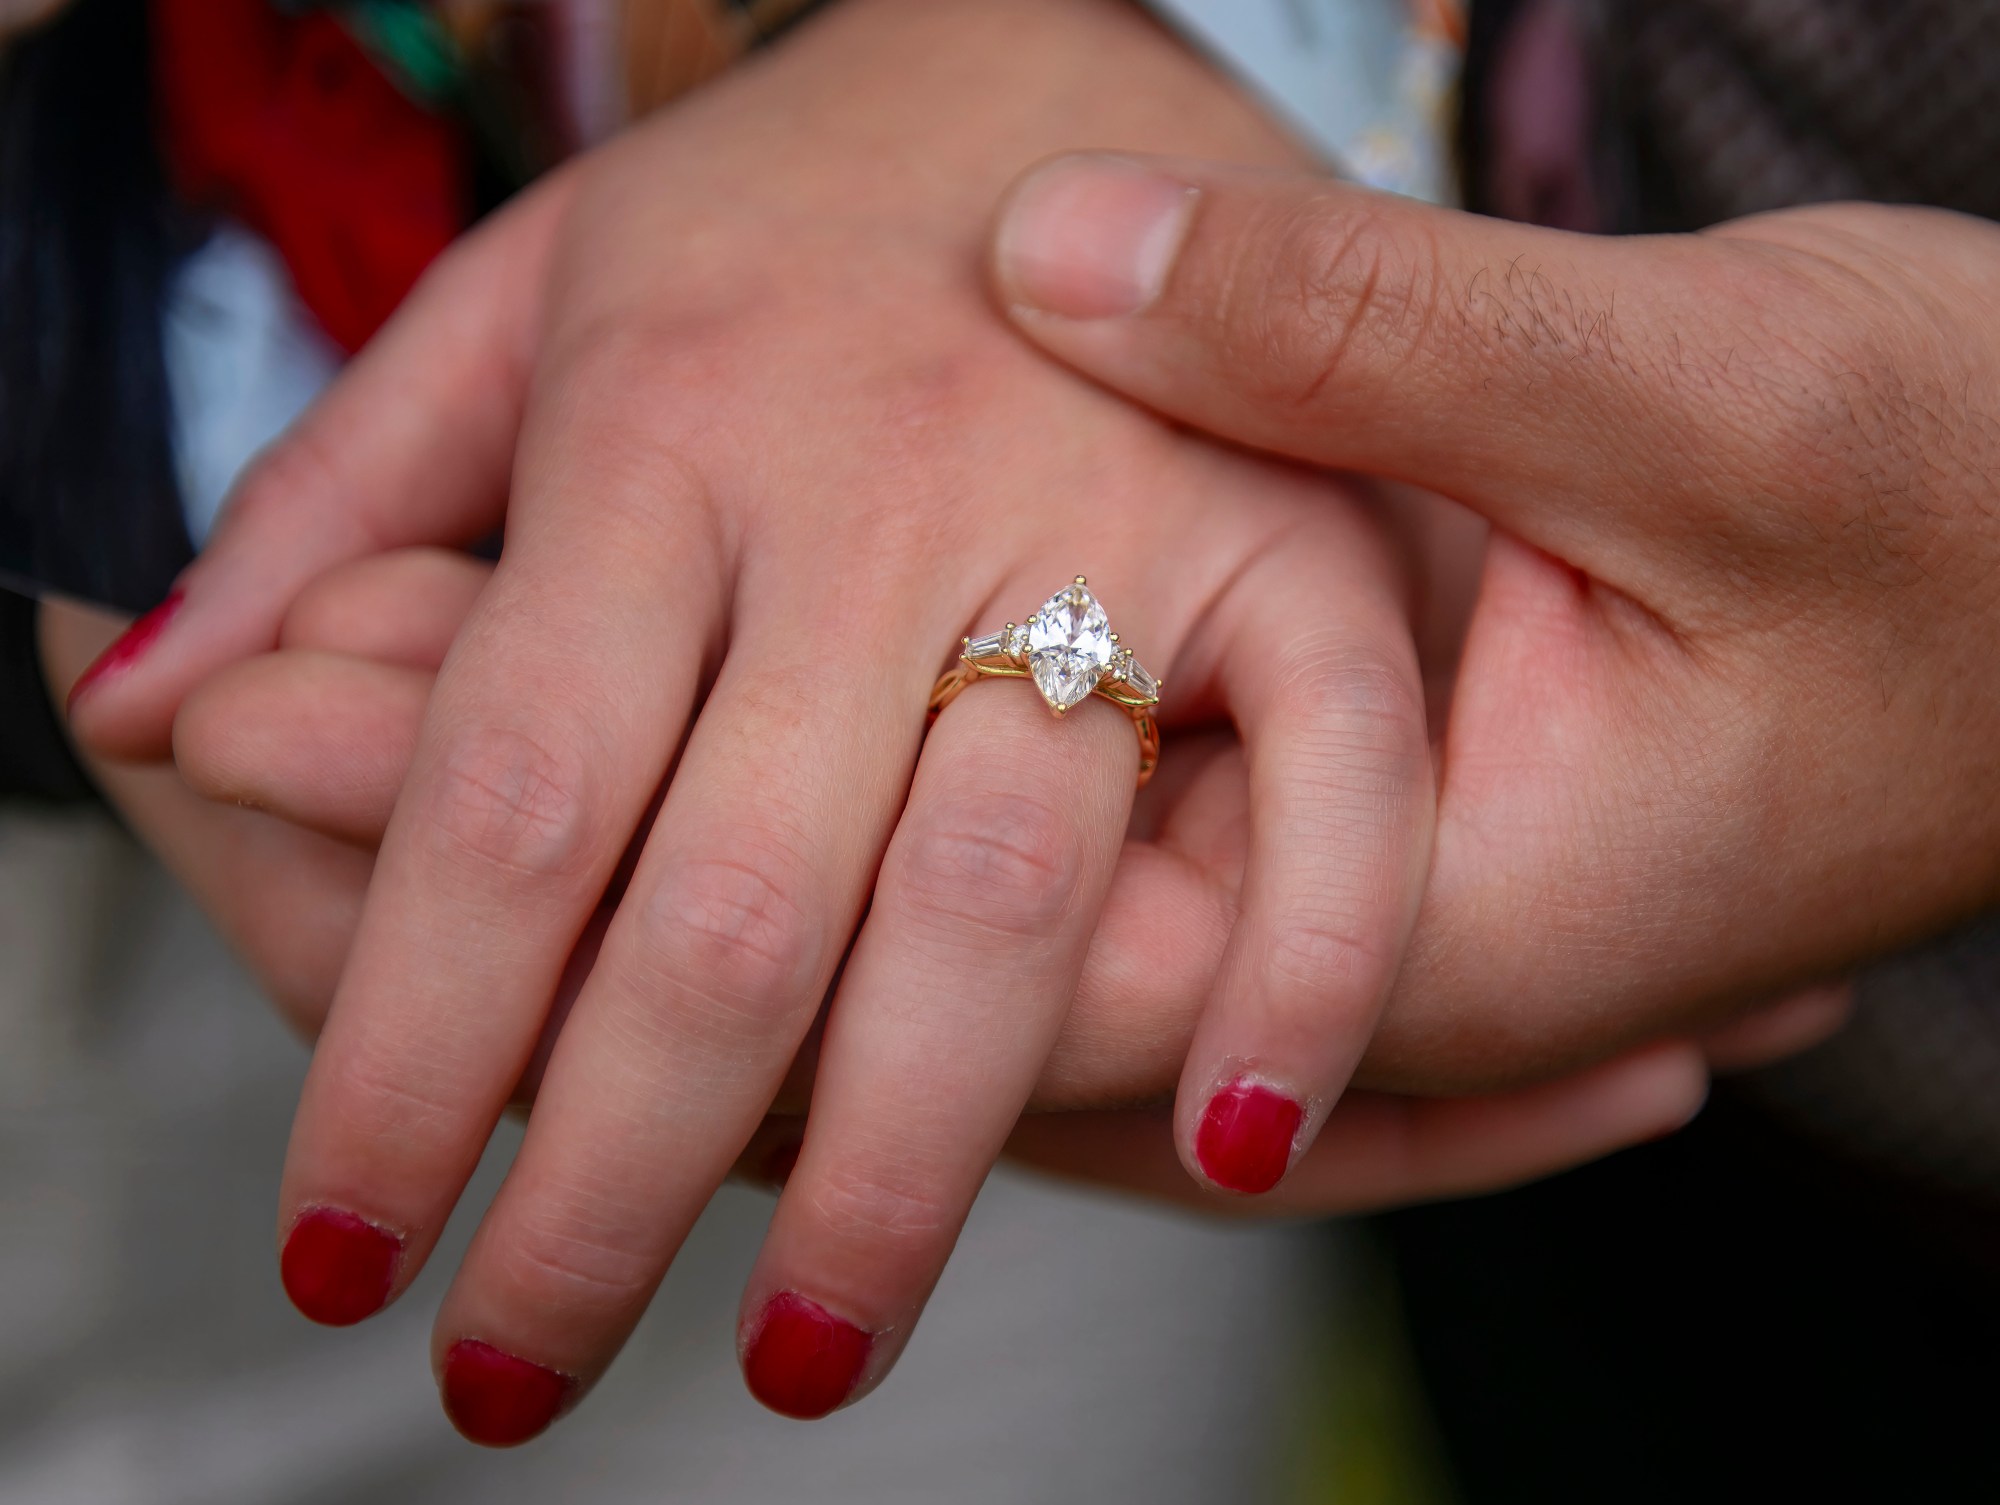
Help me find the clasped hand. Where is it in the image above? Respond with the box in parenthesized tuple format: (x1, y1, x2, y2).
(56, 0, 1995, 1445)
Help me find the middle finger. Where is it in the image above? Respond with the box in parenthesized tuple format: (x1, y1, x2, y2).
(272, 423, 724, 1331)
(424, 576, 957, 1444)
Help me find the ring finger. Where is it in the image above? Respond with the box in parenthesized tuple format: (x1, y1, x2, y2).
(735, 571, 1149, 1418)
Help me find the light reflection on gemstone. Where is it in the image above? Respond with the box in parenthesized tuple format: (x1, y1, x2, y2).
(1026, 581, 1116, 711)
(1121, 657, 1160, 700)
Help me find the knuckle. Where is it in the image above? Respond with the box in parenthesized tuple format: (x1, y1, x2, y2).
(499, 1210, 657, 1310)
(1264, 912, 1394, 998)
(890, 793, 1082, 939)
(231, 429, 334, 516)
(807, 1161, 953, 1253)
(320, 1041, 465, 1160)
(1267, 639, 1432, 814)
(1254, 640, 1428, 1006)
(624, 846, 823, 1013)
(1246, 200, 1445, 410)
(229, 425, 389, 556)
(1756, 336, 1945, 580)
(1759, 322, 1896, 482)
(422, 721, 600, 881)
(1705, 249, 1970, 579)
(861, 347, 1007, 456)
(554, 312, 719, 401)
(228, 435, 331, 527)
(538, 320, 737, 538)
(547, 314, 743, 454)
(1272, 638, 1427, 755)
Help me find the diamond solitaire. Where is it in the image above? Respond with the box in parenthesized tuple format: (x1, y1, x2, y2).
(1028, 579, 1116, 711)
(930, 577, 1163, 785)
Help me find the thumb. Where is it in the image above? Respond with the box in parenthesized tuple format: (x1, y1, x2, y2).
(991, 153, 1745, 572)
(65, 176, 570, 762)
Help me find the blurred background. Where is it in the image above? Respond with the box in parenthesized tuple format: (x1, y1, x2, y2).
(1, 3, 1456, 1498)
(0, 803, 1453, 1504)
(7, 1, 2000, 1500)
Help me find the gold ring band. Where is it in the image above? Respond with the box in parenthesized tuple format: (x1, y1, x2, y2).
(926, 577, 1163, 787)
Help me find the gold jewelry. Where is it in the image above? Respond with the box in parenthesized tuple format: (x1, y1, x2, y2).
(928, 577, 1163, 786)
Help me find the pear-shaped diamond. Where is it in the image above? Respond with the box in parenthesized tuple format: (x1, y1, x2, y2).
(1027, 580, 1116, 712)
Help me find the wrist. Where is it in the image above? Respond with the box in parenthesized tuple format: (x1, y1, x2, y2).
(730, 0, 1309, 230)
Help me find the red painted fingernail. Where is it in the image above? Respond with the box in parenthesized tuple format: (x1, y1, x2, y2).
(279, 1206, 401, 1326)
(1195, 1079, 1304, 1194)
(743, 1292, 872, 1420)
(66, 589, 184, 714)
(441, 1339, 572, 1448)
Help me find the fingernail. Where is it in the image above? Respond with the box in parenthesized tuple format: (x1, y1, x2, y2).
(743, 1292, 872, 1420)
(441, 1340, 573, 1447)
(1195, 1079, 1304, 1194)
(66, 589, 184, 714)
(279, 1206, 401, 1326)
(996, 154, 1197, 320)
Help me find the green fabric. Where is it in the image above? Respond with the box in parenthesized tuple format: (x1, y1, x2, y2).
(335, 0, 462, 107)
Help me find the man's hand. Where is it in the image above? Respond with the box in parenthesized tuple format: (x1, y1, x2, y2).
(991, 153, 2000, 1087)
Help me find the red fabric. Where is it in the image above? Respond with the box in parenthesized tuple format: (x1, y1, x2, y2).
(151, 0, 467, 352)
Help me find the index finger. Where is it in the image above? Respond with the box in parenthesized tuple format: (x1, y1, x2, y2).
(67, 179, 568, 761)
(273, 378, 726, 1328)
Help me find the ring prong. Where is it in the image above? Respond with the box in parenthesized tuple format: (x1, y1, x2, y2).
(933, 579, 1157, 784)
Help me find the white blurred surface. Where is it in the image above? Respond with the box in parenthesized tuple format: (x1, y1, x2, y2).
(0, 807, 1334, 1505)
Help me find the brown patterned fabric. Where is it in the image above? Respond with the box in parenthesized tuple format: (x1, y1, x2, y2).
(1587, 0, 2000, 231)
(1563, 0, 2000, 1209)
(1746, 922, 2000, 1211)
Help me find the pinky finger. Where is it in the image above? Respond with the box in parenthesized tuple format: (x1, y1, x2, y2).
(1173, 515, 1433, 1197)
(1007, 1043, 1709, 1218)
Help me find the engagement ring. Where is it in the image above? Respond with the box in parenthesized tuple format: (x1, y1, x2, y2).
(928, 577, 1162, 785)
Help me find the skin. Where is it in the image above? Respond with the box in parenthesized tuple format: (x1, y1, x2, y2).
(45, 0, 1910, 1437)
(48, 571, 1832, 1201)
(61, 0, 1456, 1433)
(985, 151, 2000, 1089)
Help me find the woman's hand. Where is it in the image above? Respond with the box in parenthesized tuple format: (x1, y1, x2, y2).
(989, 154, 2000, 1090)
(138, 547, 1838, 1222)
(41, 566, 1835, 1235)
(61, 552, 1741, 1229)
(59, 0, 1444, 1440)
